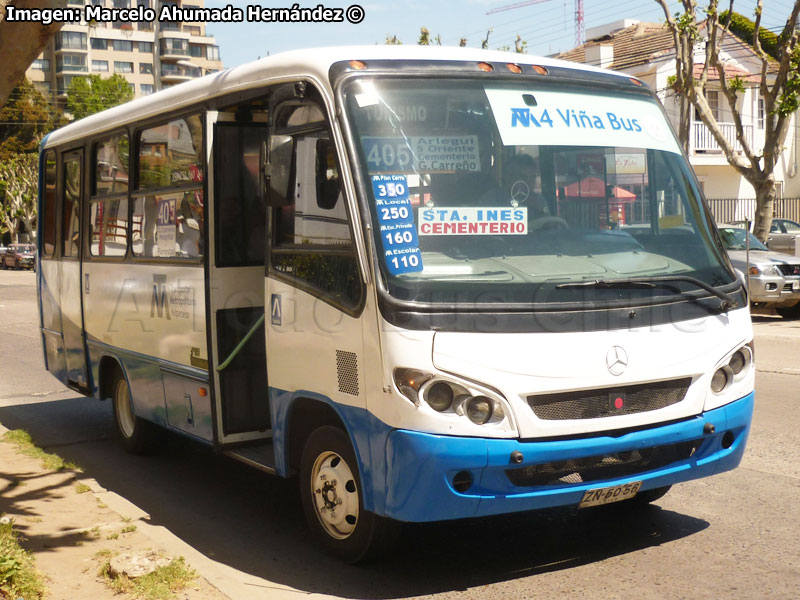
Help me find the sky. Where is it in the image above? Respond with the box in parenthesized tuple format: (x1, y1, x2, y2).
(204, 0, 798, 69)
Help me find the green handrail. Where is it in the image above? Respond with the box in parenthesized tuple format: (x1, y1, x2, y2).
(216, 313, 265, 372)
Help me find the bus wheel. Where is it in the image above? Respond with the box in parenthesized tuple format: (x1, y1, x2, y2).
(300, 426, 397, 563)
(111, 368, 151, 454)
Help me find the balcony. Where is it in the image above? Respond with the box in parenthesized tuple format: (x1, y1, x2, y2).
(159, 38, 190, 61)
(690, 121, 754, 154)
(160, 63, 201, 83)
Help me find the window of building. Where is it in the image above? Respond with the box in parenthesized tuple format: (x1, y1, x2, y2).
(189, 44, 203, 58)
(56, 53, 88, 73)
(185, 25, 201, 36)
(114, 61, 133, 73)
(112, 39, 133, 52)
(159, 38, 188, 55)
(141, 84, 154, 95)
(758, 98, 765, 129)
(57, 75, 85, 95)
(55, 31, 87, 50)
(138, 41, 153, 53)
(207, 45, 220, 61)
(707, 90, 720, 120)
(92, 60, 109, 72)
(91, 0, 105, 5)
(139, 62, 153, 74)
(32, 58, 50, 71)
(91, 37, 107, 50)
(133, 115, 204, 259)
(113, 0, 128, 6)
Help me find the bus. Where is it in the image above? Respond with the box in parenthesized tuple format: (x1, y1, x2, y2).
(37, 46, 754, 563)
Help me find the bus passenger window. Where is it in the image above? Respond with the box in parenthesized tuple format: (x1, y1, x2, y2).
(133, 115, 204, 261)
(90, 134, 129, 258)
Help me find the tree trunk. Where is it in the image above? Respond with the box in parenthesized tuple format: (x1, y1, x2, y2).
(752, 179, 776, 241)
(0, 0, 67, 106)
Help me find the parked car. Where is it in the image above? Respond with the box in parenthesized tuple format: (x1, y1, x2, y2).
(717, 225, 800, 318)
(0, 243, 36, 271)
(731, 218, 800, 254)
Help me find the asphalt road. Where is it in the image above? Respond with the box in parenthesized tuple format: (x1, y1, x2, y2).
(1, 269, 798, 599)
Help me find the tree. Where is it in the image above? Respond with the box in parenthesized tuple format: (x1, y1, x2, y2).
(66, 74, 134, 121)
(0, 0, 67, 107)
(0, 153, 38, 242)
(656, 0, 800, 241)
(0, 78, 64, 160)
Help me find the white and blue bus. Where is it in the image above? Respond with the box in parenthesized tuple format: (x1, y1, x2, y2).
(38, 46, 754, 562)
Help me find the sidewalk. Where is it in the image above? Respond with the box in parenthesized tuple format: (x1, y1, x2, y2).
(0, 422, 228, 600)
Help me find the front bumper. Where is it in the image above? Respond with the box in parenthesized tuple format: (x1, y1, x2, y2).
(749, 274, 800, 304)
(383, 392, 753, 522)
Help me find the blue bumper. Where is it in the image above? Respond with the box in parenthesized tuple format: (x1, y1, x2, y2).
(383, 392, 754, 522)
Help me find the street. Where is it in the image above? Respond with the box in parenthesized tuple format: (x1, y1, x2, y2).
(1, 268, 799, 599)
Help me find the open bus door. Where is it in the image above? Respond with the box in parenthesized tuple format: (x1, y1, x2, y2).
(204, 110, 273, 452)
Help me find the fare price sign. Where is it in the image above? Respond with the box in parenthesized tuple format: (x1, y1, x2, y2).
(372, 175, 423, 275)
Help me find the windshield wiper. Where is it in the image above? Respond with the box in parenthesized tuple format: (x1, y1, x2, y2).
(557, 275, 739, 313)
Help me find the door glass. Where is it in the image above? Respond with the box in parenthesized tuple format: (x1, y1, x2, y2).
(214, 124, 268, 267)
(62, 155, 82, 258)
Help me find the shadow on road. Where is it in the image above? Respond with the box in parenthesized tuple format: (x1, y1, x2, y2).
(0, 396, 710, 598)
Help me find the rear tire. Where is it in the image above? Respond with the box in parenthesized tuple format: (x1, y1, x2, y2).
(776, 302, 800, 319)
(299, 425, 398, 563)
(110, 367, 153, 454)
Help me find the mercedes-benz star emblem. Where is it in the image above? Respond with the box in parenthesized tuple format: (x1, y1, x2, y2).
(510, 180, 530, 204)
(606, 346, 628, 376)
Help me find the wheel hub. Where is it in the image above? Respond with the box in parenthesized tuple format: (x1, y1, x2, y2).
(311, 452, 359, 539)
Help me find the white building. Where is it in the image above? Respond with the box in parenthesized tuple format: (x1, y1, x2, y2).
(26, 0, 224, 102)
(557, 19, 800, 202)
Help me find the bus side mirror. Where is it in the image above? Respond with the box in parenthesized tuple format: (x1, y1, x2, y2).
(266, 134, 294, 207)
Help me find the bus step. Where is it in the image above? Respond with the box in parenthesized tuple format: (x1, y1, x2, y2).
(223, 442, 276, 474)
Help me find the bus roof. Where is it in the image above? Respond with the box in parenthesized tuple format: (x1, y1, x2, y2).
(44, 45, 629, 149)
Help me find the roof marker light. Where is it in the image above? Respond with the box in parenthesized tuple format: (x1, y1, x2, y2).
(477, 62, 494, 72)
(630, 77, 643, 86)
(531, 65, 549, 75)
(506, 63, 523, 74)
(349, 60, 367, 70)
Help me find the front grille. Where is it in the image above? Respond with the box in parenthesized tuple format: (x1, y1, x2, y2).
(505, 438, 702, 487)
(777, 264, 800, 277)
(527, 377, 691, 420)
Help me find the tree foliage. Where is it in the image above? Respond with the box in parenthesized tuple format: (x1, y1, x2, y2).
(656, 0, 800, 241)
(65, 74, 134, 121)
(0, 153, 38, 242)
(0, 79, 63, 161)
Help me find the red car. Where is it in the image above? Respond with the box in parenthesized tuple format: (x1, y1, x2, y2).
(1, 243, 36, 270)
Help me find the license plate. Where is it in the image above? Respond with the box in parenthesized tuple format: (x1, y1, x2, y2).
(578, 481, 642, 508)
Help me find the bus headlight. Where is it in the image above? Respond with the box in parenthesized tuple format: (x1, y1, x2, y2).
(393, 368, 509, 427)
(426, 382, 454, 412)
(710, 366, 732, 393)
(465, 396, 493, 424)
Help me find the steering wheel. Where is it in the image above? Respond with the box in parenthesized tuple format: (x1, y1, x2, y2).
(529, 216, 569, 231)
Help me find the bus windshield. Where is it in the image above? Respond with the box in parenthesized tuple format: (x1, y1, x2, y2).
(343, 78, 736, 307)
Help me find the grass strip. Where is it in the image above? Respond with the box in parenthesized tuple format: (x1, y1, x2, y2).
(0, 518, 46, 600)
(1, 429, 80, 471)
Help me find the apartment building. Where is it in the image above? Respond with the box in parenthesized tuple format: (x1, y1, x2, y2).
(26, 0, 223, 102)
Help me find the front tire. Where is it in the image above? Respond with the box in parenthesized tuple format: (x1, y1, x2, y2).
(299, 426, 398, 563)
(110, 367, 153, 454)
